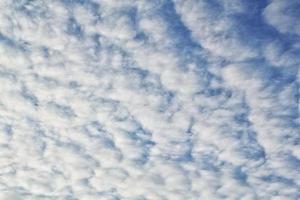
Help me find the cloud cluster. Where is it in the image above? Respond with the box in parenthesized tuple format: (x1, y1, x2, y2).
(0, 0, 299, 199)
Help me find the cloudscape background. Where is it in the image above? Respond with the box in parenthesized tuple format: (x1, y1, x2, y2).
(0, 0, 299, 199)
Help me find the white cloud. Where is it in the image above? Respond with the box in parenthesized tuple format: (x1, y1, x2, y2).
(173, 0, 259, 61)
(0, 0, 298, 199)
(264, 0, 300, 36)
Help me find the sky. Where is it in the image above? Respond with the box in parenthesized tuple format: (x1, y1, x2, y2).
(0, 0, 299, 199)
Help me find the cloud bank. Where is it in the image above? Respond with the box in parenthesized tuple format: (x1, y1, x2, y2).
(0, 0, 299, 199)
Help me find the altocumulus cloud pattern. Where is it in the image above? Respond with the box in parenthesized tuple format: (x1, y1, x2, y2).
(0, 0, 299, 199)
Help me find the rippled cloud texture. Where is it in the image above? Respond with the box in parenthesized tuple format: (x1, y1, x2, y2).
(0, 0, 299, 199)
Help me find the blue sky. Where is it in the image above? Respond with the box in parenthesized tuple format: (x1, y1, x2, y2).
(0, 0, 299, 199)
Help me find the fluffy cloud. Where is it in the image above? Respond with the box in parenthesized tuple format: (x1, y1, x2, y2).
(0, 0, 299, 199)
(173, 0, 260, 61)
(264, 0, 300, 36)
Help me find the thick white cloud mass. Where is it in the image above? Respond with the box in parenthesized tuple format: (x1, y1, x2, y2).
(0, 0, 299, 199)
